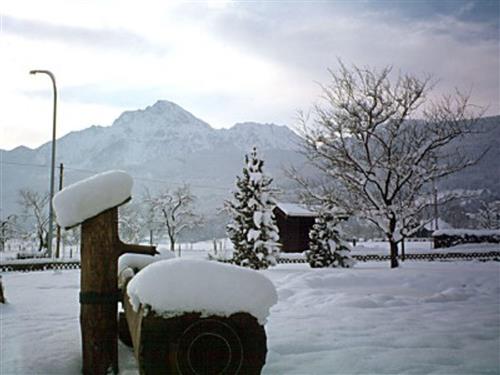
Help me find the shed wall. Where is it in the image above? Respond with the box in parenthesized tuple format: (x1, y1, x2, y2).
(274, 208, 316, 253)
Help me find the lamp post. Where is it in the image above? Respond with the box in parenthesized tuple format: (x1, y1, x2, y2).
(30, 69, 57, 258)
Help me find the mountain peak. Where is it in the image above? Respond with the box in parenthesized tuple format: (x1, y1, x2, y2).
(149, 100, 184, 113)
(112, 100, 211, 132)
(222, 121, 299, 151)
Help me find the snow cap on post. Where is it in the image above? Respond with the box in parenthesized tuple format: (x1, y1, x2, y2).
(53, 170, 133, 229)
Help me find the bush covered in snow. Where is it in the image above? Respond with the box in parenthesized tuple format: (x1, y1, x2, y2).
(306, 211, 355, 268)
(226, 147, 280, 269)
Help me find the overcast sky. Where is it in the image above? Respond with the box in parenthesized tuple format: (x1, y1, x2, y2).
(1, 0, 498, 150)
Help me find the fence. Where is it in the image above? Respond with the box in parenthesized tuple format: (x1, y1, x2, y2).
(1, 251, 499, 272)
(0, 260, 81, 272)
(279, 251, 500, 264)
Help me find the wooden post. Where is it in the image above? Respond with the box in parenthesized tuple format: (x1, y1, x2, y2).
(80, 207, 120, 375)
(80, 204, 156, 375)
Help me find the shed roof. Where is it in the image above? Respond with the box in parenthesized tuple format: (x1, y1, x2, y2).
(424, 218, 453, 231)
(275, 202, 318, 218)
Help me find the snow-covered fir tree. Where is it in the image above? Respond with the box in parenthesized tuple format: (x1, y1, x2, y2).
(306, 210, 355, 268)
(226, 147, 280, 269)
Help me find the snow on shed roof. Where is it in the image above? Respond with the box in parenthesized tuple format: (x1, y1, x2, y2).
(424, 218, 453, 231)
(275, 202, 318, 217)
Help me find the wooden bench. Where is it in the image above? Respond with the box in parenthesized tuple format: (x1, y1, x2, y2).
(119, 271, 268, 375)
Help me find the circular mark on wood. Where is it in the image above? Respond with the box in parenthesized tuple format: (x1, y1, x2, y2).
(176, 319, 243, 375)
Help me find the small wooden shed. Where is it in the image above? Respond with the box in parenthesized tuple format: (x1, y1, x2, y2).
(274, 203, 318, 253)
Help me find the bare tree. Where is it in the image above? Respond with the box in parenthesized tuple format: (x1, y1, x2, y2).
(0, 215, 18, 252)
(476, 200, 500, 229)
(61, 226, 80, 258)
(291, 62, 484, 268)
(146, 185, 203, 252)
(18, 189, 50, 253)
(141, 189, 163, 246)
(119, 203, 145, 244)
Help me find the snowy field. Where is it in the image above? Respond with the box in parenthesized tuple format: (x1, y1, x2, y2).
(1, 260, 499, 374)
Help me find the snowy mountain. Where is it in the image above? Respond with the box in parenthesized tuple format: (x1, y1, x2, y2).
(23, 101, 301, 169)
(1, 100, 304, 222)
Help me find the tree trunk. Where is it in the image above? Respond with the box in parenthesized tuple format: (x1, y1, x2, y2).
(389, 240, 399, 268)
(387, 215, 399, 268)
(0, 276, 5, 304)
(169, 237, 175, 252)
(38, 232, 44, 253)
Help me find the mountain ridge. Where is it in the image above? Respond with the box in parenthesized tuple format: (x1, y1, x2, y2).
(0, 100, 303, 219)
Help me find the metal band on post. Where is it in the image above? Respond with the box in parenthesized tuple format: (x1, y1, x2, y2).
(79, 291, 121, 305)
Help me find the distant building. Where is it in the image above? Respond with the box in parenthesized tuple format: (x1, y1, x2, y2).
(432, 229, 500, 248)
(412, 218, 453, 238)
(274, 203, 318, 253)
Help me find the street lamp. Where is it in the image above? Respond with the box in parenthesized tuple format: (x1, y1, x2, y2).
(30, 69, 57, 258)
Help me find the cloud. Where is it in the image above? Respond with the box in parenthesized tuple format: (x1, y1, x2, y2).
(1, 14, 168, 55)
(0, 1, 497, 150)
(199, 1, 499, 114)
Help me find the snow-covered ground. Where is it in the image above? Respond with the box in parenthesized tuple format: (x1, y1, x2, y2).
(1, 260, 499, 374)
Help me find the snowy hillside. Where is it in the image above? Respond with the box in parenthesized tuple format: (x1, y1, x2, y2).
(220, 122, 298, 151)
(440, 115, 500, 193)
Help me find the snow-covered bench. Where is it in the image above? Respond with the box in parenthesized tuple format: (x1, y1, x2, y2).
(118, 257, 277, 375)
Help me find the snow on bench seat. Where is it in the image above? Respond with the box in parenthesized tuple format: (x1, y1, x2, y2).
(118, 253, 175, 275)
(53, 170, 133, 229)
(118, 253, 176, 288)
(126, 259, 277, 325)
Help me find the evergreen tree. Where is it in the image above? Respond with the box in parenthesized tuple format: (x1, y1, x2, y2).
(306, 211, 355, 268)
(226, 147, 280, 269)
